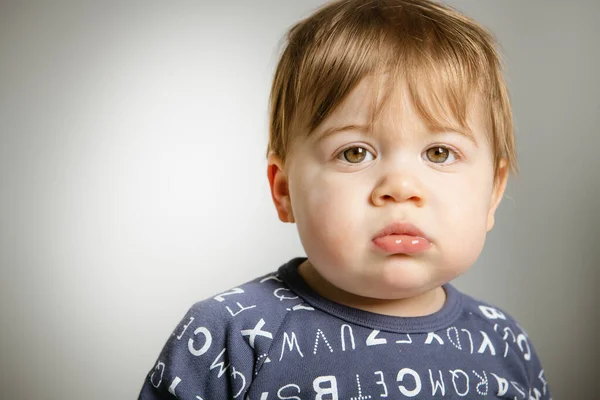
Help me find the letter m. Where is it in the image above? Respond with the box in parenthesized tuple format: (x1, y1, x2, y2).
(280, 331, 304, 361)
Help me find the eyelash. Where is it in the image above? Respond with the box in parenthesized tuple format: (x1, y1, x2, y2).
(334, 144, 463, 166)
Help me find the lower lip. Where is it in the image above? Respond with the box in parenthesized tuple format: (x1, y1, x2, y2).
(372, 234, 431, 254)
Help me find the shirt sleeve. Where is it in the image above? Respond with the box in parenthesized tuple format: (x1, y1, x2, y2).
(137, 300, 255, 400)
(521, 331, 552, 399)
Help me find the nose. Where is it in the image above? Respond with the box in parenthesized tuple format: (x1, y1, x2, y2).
(371, 171, 425, 207)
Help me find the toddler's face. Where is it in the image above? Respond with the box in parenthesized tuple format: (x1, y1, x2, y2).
(269, 76, 507, 304)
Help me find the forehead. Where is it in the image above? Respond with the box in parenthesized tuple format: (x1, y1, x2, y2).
(312, 76, 490, 145)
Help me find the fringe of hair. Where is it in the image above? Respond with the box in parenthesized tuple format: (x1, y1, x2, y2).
(267, 0, 517, 178)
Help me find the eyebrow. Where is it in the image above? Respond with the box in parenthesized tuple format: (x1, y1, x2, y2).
(315, 123, 478, 146)
(314, 124, 370, 142)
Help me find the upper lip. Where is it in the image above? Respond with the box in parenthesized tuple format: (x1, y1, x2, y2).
(372, 222, 429, 241)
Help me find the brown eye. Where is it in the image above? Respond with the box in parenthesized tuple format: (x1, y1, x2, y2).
(339, 146, 374, 164)
(425, 146, 456, 164)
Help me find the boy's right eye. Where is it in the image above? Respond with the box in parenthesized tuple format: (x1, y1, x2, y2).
(336, 146, 375, 164)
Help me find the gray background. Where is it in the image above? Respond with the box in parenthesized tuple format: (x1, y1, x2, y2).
(0, 1, 598, 399)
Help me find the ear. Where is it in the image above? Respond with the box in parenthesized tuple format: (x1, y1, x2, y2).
(267, 152, 295, 223)
(486, 158, 509, 231)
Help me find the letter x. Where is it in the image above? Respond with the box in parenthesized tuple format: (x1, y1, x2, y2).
(241, 318, 273, 348)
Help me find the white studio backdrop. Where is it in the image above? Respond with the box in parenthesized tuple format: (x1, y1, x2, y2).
(0, 1, 598, 399)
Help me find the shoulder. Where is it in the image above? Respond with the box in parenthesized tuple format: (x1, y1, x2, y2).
(180, 271, 299, 352)
(181, 270, 298, 355)
(459, 290, 533, 348)
(184, 270, 303, 339)
(139, 269, 300, 399)
(187, 270, 289, 320)
(455, 288, 551, 398)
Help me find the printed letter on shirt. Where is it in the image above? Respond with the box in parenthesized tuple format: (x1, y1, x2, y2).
(280, 332, 304, 361)
(313, 376, 339, 400)
(479, 305, 506, 320)
(397, 368, 421, 397)
(491, 373, 509, 396)
(188, 326, 212, 356)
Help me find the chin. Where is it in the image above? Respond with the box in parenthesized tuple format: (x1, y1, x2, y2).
(362, 274, 433, 299)
(377, 257, 430, 280)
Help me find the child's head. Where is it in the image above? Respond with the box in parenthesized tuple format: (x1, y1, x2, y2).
(266, 0, 513, 305)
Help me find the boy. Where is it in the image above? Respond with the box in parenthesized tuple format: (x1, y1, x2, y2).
(139, 0, 551, 398)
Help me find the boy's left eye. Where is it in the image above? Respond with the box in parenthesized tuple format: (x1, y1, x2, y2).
(336, 146, 375, 164)
(424, 146, 458, 164)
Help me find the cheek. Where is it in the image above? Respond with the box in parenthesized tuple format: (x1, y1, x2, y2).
(433, 175, 493, 263)
(293, 172, 364, 251)
(441, 189, 490, 230)
(434, 165, 493, 224)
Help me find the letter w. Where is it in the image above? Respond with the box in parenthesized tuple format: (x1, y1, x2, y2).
(428, 369, 446, 396)
(210, 348, 230, 378)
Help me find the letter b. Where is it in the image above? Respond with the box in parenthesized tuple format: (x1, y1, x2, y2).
(313, 376, 338, 400)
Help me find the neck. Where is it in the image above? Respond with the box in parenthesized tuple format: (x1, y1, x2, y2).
(298, 259, 447, 317)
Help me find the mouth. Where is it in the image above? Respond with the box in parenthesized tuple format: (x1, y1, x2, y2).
(372, 222, 431, 254)
(372, 222, 429, 241)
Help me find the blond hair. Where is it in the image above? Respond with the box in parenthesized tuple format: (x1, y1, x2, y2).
(267, 0, 517, 178)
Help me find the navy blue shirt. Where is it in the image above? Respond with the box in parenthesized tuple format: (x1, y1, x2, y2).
(139, 257, 551, 399)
